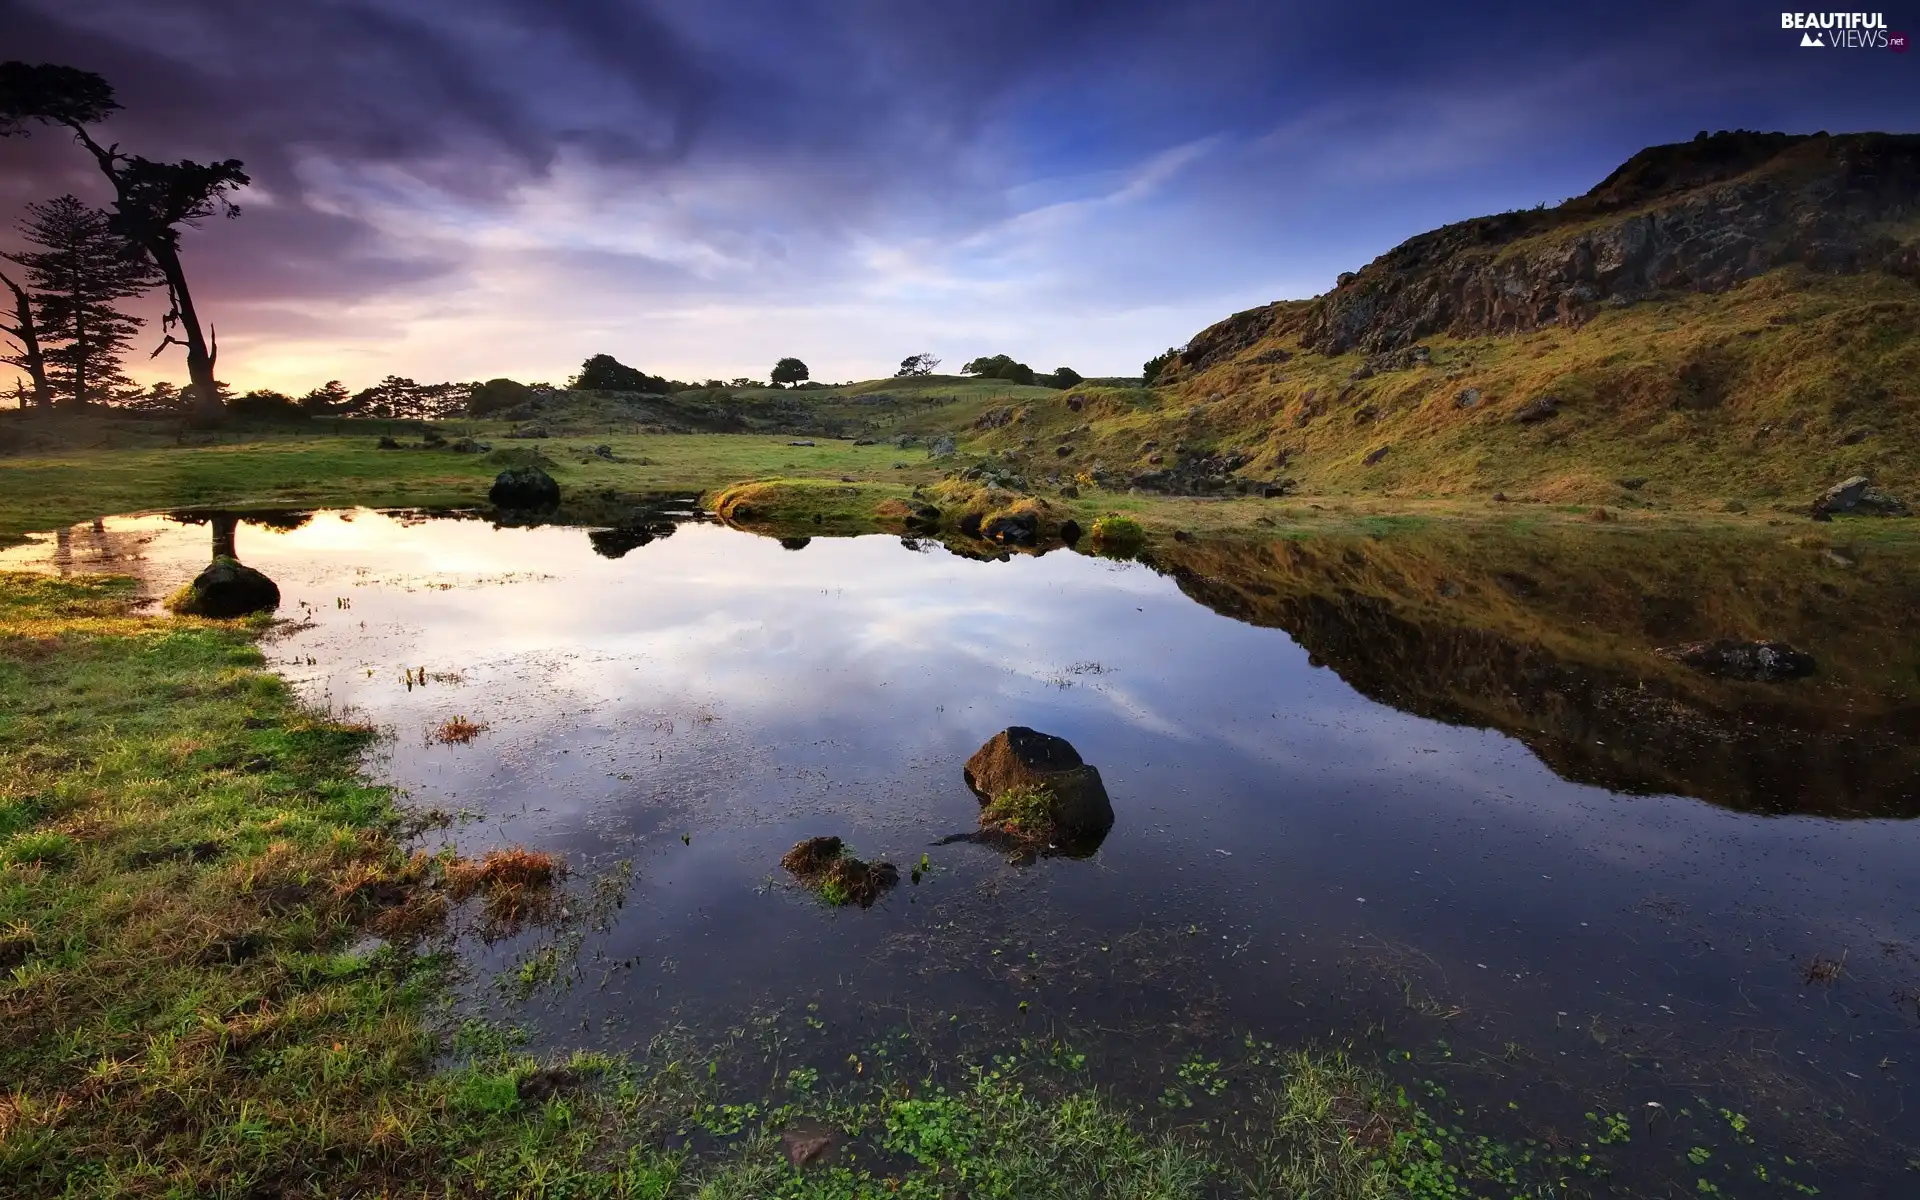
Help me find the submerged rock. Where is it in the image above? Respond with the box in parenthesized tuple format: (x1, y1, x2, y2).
(167, 557, 281, 618)
(1655, 639, 1816, 682)
(964, 727, 1114, 854)
(490, 466, 561, 509)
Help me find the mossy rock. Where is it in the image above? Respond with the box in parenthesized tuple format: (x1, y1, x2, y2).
(165, 557, 280, 619)
(963, 727, 1114, 855)
(490, 466, 561, 509)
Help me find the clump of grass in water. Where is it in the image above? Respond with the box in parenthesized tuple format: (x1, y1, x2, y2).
(432, 714, 487, 744)
(1089, 512, 1146, 554)
(780, 836, 899, 907)
(980, 782, 1058, 848)
(445, 847, 565, 929)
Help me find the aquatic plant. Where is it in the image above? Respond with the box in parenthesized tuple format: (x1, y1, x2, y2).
(432, 714, 487, 744)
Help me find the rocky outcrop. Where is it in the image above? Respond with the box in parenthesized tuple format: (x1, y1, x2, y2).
(166, 557, 281, 618)
(1161, 132, 1920, 375)
(1656, 639, 1817, 682)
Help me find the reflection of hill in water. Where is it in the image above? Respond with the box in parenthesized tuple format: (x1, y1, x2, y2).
(1148, 528, 1920, 818)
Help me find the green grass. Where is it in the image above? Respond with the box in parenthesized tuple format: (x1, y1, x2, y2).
(1124, 269, 1920, 507)
(979, 784, 1057, 843)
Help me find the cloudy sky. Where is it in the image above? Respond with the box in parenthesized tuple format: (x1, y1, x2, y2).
(2, 0, 1914, 392)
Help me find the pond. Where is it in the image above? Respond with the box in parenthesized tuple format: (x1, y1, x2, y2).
(8, 508, 1919, 1194)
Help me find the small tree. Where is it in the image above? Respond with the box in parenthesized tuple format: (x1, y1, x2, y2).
(1047, 366, 1082, 389)
(0, 267, 50, 407)
(770, 357, 809, 386)
(1142, 346, 1183, 386)
(895, 352, 941, 377)
(2, 61, 248, 424)
(6, 195, 160, 409)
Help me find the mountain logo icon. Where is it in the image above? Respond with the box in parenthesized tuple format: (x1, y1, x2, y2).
(1800, 31, 1825, 46)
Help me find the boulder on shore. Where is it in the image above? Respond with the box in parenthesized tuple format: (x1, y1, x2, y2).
(166, 557, 281, 618)
(490, 466, 561, 509)
(963, 727, 1114, 854)
(1655, 639, 1815, 682)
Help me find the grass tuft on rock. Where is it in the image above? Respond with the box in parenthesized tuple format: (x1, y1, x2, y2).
(980, 782, 1059, 847)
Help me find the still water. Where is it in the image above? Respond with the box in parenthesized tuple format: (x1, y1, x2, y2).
(8, 509, 1919, 1195)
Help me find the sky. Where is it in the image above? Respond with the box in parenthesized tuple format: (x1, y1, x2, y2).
(1, 0, 1916, 393)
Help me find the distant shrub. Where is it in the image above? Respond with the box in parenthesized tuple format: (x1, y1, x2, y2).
(228, 389, 308, 420)
(962, 355, 1037, 386)
(570, 354, 686, 394)
(468, 377, 531, 417)
(1046, 367, 1082, 389)
(1142, 347, 1183, 386)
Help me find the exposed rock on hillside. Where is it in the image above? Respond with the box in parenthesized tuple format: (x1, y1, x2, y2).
(1164, 131, 1920, 375)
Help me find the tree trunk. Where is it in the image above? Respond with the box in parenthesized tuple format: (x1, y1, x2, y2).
(70, 284, 88, 411)
(0, 270, 52, 409)
(152, 245, 222, 425)
(210, 514, 237, 560)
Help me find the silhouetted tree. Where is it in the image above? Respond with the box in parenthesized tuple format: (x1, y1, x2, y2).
(1046, 366, 1082, 389)
(298, 380, 350, 414)
(895, 352, 941, 377)
(1, 61, 249, 425)
(0, 267, 50, 407)
(6, 195, 160, 409)
(569, 353, 685, 393)
(770, 356, 809, 386)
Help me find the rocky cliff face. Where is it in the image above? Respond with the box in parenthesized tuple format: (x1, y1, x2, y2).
(1169, 131, 1920, 373)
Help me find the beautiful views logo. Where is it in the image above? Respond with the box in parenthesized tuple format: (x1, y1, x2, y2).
(1781, 11, 1900, 47)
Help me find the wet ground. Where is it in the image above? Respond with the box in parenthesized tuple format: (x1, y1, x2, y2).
(9, 509, 1920, 1196)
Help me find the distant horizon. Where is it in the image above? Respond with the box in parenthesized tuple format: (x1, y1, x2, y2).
(4, 0, 1916, 395)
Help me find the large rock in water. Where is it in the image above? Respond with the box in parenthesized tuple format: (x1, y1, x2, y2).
(167, 557, 280, 618)
(964, 727, 1114, 851)
(1655, 639, 1815, 682)
(490, 466, 560, 509)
